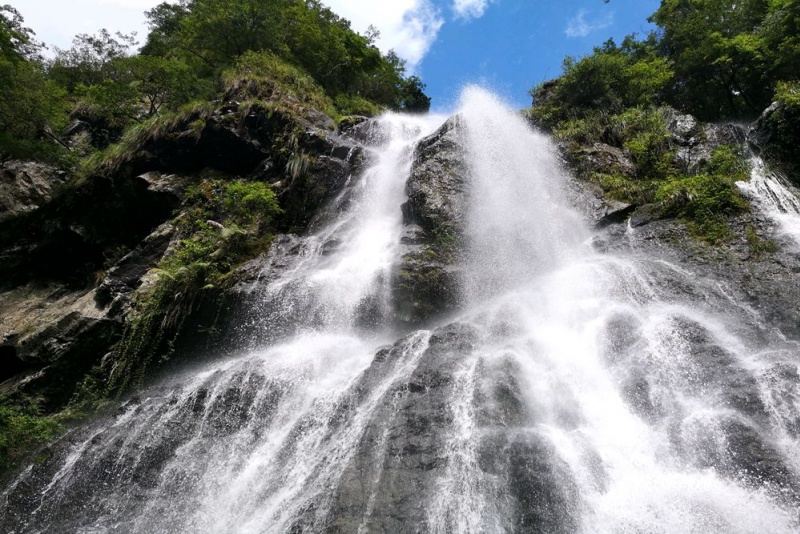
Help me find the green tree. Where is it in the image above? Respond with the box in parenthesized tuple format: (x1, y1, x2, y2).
(49, 29, 137, 91)
(142, 0, 430, 113)
(650, 0, 772, 118)
(0, 6, 68, 159)
(0, 4, 40, 61)
(760, 0, 800, 81)
(530, 35, 672, 124)
(94, 55, 199, 115)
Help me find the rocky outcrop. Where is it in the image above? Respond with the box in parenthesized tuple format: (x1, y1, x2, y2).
(0, 286, 121, 410)
(0, 100, 361, 412)
(663, 107, 747, 174)
(749, 101, 800, 182)
(394, 116, 468, 325)
(0, 161, 68, 222)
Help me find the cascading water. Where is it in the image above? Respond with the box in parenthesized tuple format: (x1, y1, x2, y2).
(737, 156, 800, 248)
(3, 88, 799, 534)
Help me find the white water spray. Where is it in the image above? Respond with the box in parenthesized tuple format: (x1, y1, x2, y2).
(737, 156, 800, 248)
(428, 88, 800, 533)
(3, 90, 798, 534)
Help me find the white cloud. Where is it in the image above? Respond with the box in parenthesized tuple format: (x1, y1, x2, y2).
(565, 9, 613, 38)
(323, 0, 443, 70)
(21, 0, 164, 51)
(452, 0, 490, 20)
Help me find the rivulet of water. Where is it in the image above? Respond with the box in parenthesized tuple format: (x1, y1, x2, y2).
(737, 156, 800, 247)
(2, 89, 798, 534)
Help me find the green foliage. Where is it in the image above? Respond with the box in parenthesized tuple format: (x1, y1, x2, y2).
(396, 75, 432, 112)
(333, 93, 382, 117)
(0, 30, 69, 160)
(63, 53, 209, 147)
(0, 396, 63, 471)
(529, 35, 672, 126)
(705, 144, 750, 180)
(143, 0, 429, 111)
(222, 50, 336, 118)
(106, 176, 279, 394)
(529, 1, 794, 242)
(650, 0, 799, 119)
(614, 108, 672, 179)
(48, 29, 137, 91)
(745, 225, 778, 254)
(0, 4, 40, 61)
(77, 55, 204, 127)
(775, 80, 800, 107)
(653, 146, 750, 243)
(535, 1, 800, 123)
(552, 106, 673, 200)
(80, 101, 215, 177)
(222, 181, 281, 225)
(655, 172, 748, 243)
(551, 92, 750, 242)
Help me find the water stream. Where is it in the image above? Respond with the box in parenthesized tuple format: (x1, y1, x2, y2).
(2, 88, 799, 533)
(737, 156, 800, 248)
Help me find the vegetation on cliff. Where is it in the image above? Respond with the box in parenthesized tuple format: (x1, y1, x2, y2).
(0, 0, 430, 162)
(529, 0, 800, 242)
(0, 0, 431, 470)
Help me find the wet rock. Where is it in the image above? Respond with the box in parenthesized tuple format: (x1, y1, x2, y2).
(661, 107, 748, 174)
(316, 324, 480, 533)
(394, 116, 468, 325)
(629, 203, 663, 227)
(748, 102, 780, 152)
(476, 432, 581, 534)
(566, 179, 635, 226)
(403, 115, 468, 233)
(722, 418, 799, 494)
(663, 107, 703, 147)
(277, 154, 353, 232)
(94, 221, 176, 311)
(685, 415, 800, 499)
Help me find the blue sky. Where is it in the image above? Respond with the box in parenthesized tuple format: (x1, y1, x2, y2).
(20, 0, 661, 111)
(416, 0, 661, 110)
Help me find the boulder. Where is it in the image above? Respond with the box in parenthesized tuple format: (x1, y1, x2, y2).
(661, 107, 748, 174)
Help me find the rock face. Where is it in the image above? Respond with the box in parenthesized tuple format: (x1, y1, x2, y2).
(394, 116, 468, 325)
(3, 96, 800, 532)
(663, 107, 747, 174)
(0, 100, 362, 413)
(313, 322, 580, 534)
(749, 101, 800, 182)
(0, 161, 67, 222)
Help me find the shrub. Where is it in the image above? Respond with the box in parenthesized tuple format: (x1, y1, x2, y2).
(222, 50, 336, 119)
(0, 397, 63, 471)
(223, 181, 281, 225)
(653, 145, 749, 242)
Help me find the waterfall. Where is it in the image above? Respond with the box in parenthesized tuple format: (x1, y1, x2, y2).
(3, 89, 799, 534)
(737, 156, 800, 248)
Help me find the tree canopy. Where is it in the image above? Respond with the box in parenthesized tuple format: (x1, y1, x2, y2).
(535, 0, 800, 122)
(141, 0, 429, 112)
(0, 0, 431, 161)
